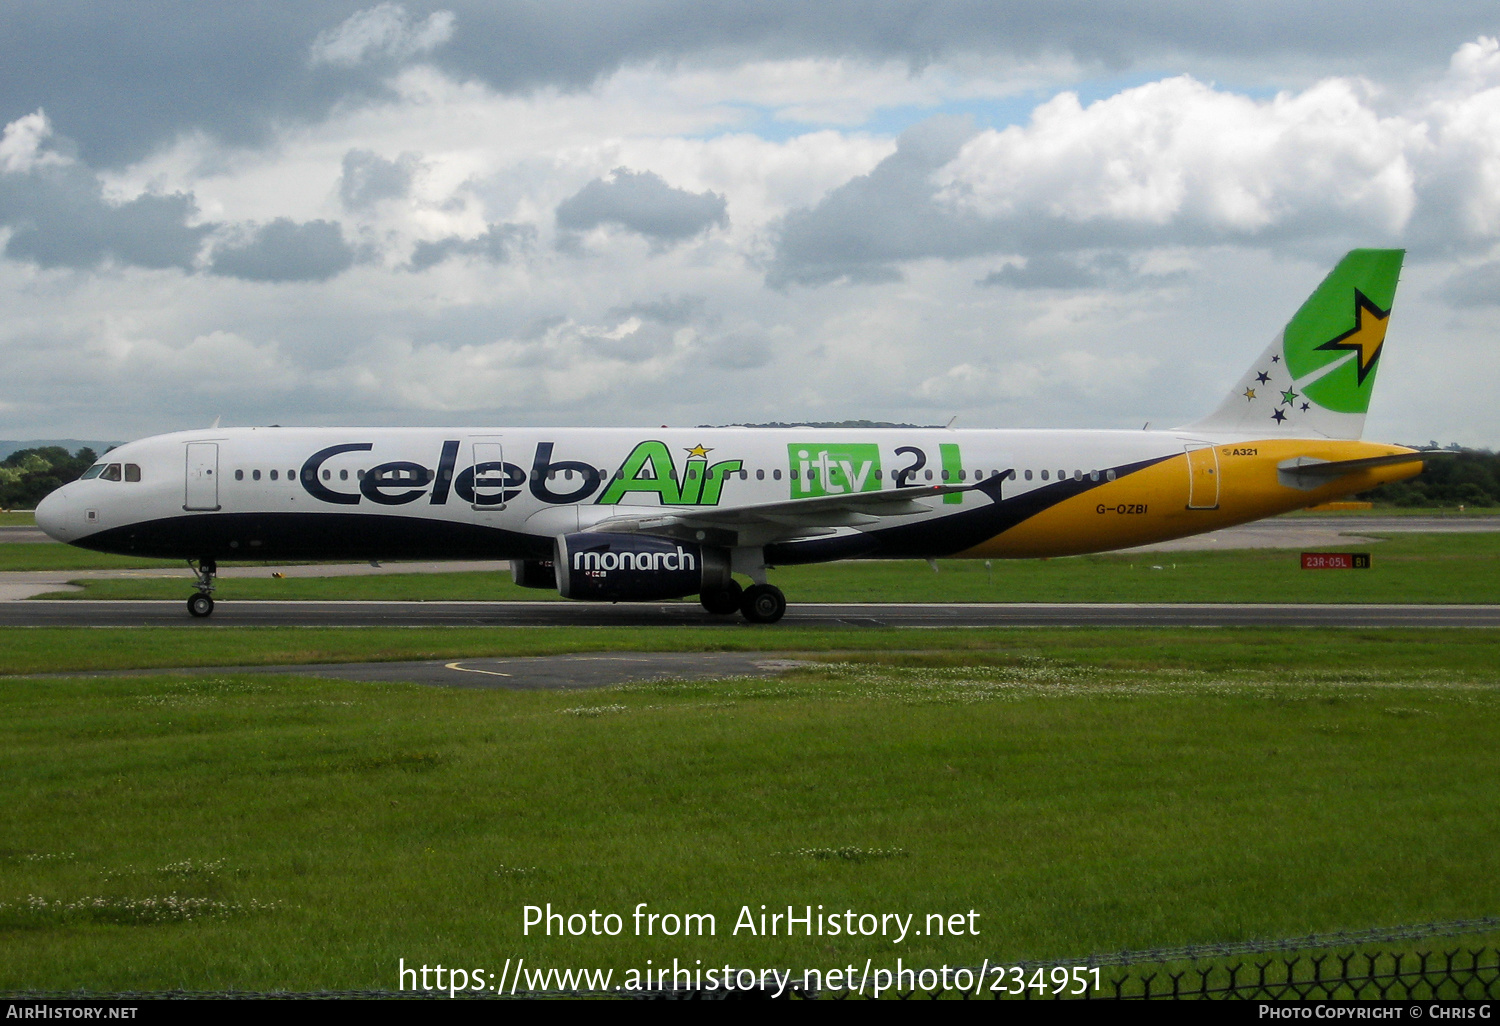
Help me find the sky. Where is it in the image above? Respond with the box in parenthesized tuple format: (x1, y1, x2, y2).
(1, 2, 1499, 447)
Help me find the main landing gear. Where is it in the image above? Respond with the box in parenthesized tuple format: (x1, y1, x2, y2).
(187, 558, 217, 618)
(700, 580, 786, 623)
(740, 584, 786, 624)
(700, 579, 743, 615)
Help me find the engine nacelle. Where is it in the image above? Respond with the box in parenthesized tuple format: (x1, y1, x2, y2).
(555, 533, 729, 601)
(510, 558, 556, 589)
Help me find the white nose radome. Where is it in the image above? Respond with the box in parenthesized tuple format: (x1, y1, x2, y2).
(34, 487, 71, 541)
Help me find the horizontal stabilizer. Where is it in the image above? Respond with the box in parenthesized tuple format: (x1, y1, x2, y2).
(1276, 451, 1438, 491)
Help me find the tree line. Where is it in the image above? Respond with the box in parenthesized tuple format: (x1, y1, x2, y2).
(1358, 448, 1500, 507)
(0, 447, 100, 510)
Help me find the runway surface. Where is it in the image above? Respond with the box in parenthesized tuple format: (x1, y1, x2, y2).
(6, 599, 1500, 628)
(15, 651, 812, 690)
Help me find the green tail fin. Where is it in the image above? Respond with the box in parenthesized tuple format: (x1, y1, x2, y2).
(1185, 249, 1404, 440)
(1283, 248, 1403, 415)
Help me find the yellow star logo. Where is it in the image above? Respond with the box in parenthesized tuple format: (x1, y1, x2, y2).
(685, 444, 712, 458)
(1316, 289, 1390, 386)
(1242, 388, 1256, 401)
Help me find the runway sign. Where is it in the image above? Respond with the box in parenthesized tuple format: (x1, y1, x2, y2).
(1301, 552, 1372, 569)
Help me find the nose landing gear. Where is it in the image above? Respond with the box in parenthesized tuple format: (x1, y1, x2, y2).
(187, 559, 217, 618)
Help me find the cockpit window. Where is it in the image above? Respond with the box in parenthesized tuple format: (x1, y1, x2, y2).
(100, 464, 123, 482)
(124, 464, 141, 482)
(81, 464, 105, 480)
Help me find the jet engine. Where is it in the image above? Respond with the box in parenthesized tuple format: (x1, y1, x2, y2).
(510, 558, 556, 589)
(555, 532, 730, 601)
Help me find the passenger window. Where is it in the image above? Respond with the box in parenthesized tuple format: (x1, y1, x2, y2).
(101, 464, 122, 481)
(289, 470, 296, 480)
(323, 469, 332, 480)
(1074, 470, 1082, 481)
(874, 469, 882, 480)
(253, 470, 261, 481)
(1106, 469, 1117, 481)
(340, 469, 348, 480)
(924, 469, 933, 481)
(773, 469, 782, 480)
(1025, 470, 1033, 481)
(756, 469, 765, 480)
(235, 469, 244, 481)
(1090, 470, 1100, 482)
(270, 469, 278, 481)
(81, 464, 104, 479)
(1007, 470, 1017, 480)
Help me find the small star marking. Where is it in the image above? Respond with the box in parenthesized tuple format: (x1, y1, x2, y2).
(1243, 388, 1257, 401)
(1256, 371, 1271, 384)
(1272, 408, 1287, 423)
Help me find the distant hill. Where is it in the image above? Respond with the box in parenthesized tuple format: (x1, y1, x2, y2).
(0, 440, 121, 461)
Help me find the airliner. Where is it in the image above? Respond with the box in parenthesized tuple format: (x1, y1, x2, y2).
(35, 249, 1428, 622)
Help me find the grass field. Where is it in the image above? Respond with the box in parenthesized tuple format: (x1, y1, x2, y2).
(0, 511, 35, 526)
(30, 531, 1500, 604)
(3, 629, 1499, 993)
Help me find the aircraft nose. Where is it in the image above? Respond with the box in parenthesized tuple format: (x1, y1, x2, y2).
(34, 487, 71, 541)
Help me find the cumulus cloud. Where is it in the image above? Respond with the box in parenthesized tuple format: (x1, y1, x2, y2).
(6, 3, 1500, 169)
(0, 111, 70, 173)
(1439, 261, 1500, 307)
(209, 218, 355, 282)
(555, 168, 728, 246)
(0, 112, 209, 271)
(309, 3, 455, 67)
(935, 76, 1417, 236)
(770, 63, 1500, 287)
(767, 116, 988, 286)
(979, 253, 1131, 290)
(407, 222, 534, 270)
(339, 148, 424, 209)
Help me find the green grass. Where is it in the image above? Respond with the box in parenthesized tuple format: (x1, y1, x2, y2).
(3, 639, 1499, 993)
(0, 512, 35, 527)
(34, 532, 1500, 603)
(5, 625, 1500, 677)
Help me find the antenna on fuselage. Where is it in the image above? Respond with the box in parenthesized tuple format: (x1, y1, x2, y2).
(944, 416, 958, 430)
(210, 416, 221, 429)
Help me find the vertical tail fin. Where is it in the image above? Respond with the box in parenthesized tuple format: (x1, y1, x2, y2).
(1183, 249, 1404, 440)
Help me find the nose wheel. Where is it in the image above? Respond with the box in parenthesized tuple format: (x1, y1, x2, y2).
(187, 558, 218, 618)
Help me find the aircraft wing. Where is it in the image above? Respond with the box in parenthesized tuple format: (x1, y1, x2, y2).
(584, 483, 973, 546)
